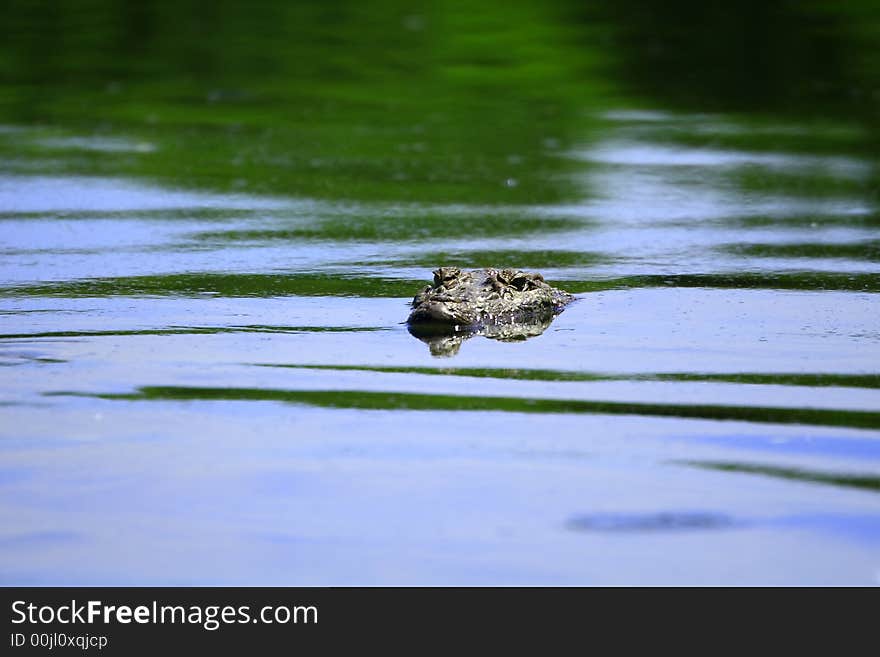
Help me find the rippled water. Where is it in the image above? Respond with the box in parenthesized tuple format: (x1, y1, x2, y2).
(1, 1, 879, 584)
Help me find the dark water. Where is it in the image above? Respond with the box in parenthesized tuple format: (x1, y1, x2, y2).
(1, 0, 879, 584)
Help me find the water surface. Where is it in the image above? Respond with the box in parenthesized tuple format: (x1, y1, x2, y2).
(1, 0, 879, 585)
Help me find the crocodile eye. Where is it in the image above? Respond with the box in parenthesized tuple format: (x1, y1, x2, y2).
(499, 268, 519, 283)
(434, 266, 461, 286)
(510, 273, 530, 289)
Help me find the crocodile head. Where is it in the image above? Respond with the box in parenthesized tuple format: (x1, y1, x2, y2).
(407, 267, 574, 334)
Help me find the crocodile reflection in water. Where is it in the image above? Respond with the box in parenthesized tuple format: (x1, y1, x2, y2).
(406, 267, 575, 356)
(408, 312, 560, 356)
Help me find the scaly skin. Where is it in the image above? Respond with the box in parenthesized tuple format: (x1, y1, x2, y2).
(407, 267, 575, 331)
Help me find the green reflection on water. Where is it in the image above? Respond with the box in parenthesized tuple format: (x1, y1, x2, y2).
(721, 240, 880, 262)
(685, 461, 880, 493)
(727, 169, 873, 200)
(4, 0, 878, 204)
(254, 364, 880, 390)
(0, 0, 609, 204)
(0, 326, 388, 339)
(583, 0, 880, 120)
(350, 249, 609, 269)
(563, 273, 880, 294)
(192, 213, 584, 243)
(0, 208, 264, 221)
(0, 273, 424, 298)
(717, 214, 880, 229)
(4, 270, 878, 298)
(630, 120, 871, 158)
(50, 386, 880, 429)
